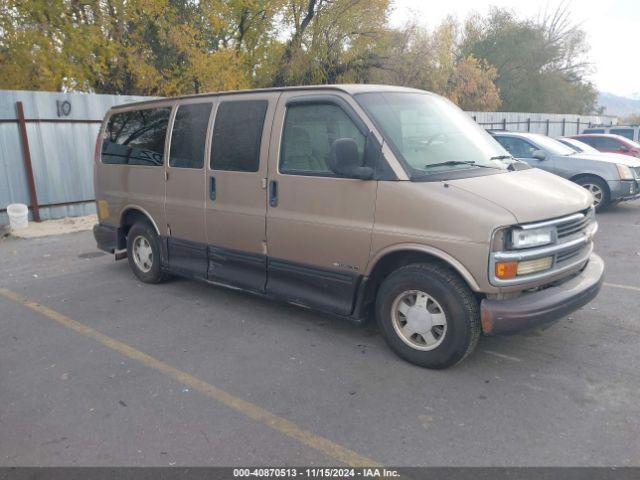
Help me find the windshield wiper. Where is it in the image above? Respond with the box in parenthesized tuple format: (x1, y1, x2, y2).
(424, 160, 496, 169)
(489, 155, 513, 161)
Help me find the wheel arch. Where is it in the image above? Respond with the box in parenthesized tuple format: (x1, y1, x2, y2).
(569, 172, 606, 183)
(569, 173, 610, 200)
(358, 245, 482, 320)
(116, 206, 161, 249)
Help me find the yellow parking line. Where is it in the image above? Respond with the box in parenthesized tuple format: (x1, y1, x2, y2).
(604, 282, 640, 293)
(0, 287, 381, 467)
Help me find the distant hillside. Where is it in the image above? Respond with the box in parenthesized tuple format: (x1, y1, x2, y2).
(597, 92, 640, 118)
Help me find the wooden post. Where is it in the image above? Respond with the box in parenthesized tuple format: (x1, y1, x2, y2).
(502, 118, 507, 130)
(527, 118, 531, 132)
(562, 118, 566, 136)
(546, 118, 550, 136)
(576, 118, 580, 134)
(16, 101, 40, 222)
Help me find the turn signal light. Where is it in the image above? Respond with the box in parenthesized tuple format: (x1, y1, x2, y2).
(495, 261, 518, 279)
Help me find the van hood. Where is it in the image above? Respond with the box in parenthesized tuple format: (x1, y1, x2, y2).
(446, 168, 592, 224)
(569, 152, 640, 167)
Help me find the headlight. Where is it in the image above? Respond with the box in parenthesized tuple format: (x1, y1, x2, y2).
(616, 164, 634, 180)
(510, 226, 555, 249)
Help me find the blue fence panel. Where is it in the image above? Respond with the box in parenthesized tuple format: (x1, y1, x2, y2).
(0, 90, 154, 224)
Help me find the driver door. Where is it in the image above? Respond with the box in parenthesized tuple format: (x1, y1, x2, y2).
(496, 136, 553, 171)
(265, 92, 378, 315)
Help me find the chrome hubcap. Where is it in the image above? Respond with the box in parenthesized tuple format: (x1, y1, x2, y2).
(132, 235, 153, 273)
(582, 183, 603, 206)
(391, 290, 447, 351)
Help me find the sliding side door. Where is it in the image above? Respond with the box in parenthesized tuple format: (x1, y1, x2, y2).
(204, 93, 278, 292)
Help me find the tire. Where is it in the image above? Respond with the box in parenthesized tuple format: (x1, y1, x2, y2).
(575, 176, 610, 211)
(375, 263, 480, 369)
(126, 222, 168, 284)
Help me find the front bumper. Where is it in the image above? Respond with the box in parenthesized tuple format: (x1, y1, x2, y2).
(609, 179, 640, 202)
(481, 253, 604, 335)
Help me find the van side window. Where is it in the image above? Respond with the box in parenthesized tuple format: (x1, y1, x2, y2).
(102, 108, 171, 166)
(610, 128, 634, 140)
(280, 104, 365, 175)
(211, 100, 268, 172)
(169, 103, 212, 169)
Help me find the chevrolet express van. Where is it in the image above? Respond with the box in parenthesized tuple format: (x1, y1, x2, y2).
(93, 85, 604, 369)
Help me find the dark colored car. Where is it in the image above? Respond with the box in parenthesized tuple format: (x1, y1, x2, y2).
(570, 134, 640, 159)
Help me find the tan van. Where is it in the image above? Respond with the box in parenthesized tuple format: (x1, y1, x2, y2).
(93, 85, 604, 369)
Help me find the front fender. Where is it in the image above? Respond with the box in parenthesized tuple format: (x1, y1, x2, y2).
(365, 243, 483, 292)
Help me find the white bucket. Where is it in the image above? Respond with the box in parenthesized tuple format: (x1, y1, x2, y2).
(7, 203, 29, 230)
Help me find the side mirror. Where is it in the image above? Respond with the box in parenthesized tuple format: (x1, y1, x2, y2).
(532, 149, 547, 160)
(620, 145, 629, 152)
(329, 138, 374, 180)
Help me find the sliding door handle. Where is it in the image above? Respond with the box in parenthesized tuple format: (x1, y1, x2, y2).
(268, 180, 278, 207)
(209, 176, 216, 201)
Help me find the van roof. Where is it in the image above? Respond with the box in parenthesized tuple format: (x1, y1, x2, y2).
(109, 84, 427, 110)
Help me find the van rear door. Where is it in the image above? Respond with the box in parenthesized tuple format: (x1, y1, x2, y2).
(204, 93, 277, 292)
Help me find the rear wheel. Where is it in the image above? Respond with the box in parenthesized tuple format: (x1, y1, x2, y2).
(575, 176, 610, 211)
(375, 263, 480, 369)
(126, 222, 168, 284)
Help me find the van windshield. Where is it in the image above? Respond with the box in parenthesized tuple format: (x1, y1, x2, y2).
(356, 92, 508, 177)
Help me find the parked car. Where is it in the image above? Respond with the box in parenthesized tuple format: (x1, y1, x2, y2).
(582, 125, 640, 142)
(492, 131, 640, 210)
(557, 137, 604, 154)
(93, 85, 603, 369)
(558, 136, 640, 163)
(570, 133, 640, 159)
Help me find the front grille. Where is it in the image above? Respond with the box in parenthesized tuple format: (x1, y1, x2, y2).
(556, 209, 592, 239)
(556, 245, 584, 264)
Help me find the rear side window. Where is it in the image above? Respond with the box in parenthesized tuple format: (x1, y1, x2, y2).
(102, 108, 171, 166)
(577, 137, 597, 147)
(169, 103, 213, 169)
(586, 136, 623, 150)
(494, 136, 536, 158)
(211, 100, 268, 172)
(583, 128, 604, 134)
(610, 128, 634, 140)
(280, 103, 365, 175)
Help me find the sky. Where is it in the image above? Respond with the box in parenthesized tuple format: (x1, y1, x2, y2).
(389, 0, 640, 98)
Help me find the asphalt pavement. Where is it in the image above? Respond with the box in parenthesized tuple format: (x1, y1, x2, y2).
(1, 203, 639, 466)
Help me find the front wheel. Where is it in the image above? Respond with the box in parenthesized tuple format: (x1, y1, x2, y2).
(375, 263, 480, 369)
(575, 176, 610, 211)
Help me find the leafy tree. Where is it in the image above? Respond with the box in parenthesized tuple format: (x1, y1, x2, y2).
(447, 56, 500, 111)
(270, 0, 389, 86)
(0, 0, 596, 115)
(621, 113, 640, 125)
(459, 5, 597, 114)
(367, 20, 502, 111)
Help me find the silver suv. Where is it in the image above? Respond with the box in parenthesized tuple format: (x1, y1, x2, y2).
(492, 131, 640, 210)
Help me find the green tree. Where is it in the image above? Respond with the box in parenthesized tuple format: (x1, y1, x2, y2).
(459, 5, 597, 114)
(270, 0, 389, 86)
(367, 20, 502, 111)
